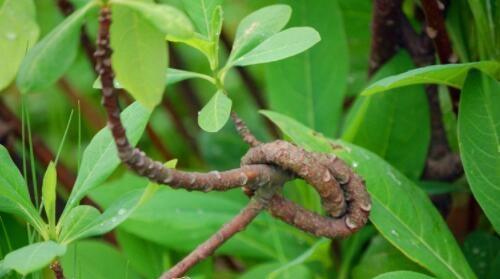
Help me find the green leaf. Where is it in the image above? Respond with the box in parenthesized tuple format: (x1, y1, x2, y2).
(463, 231, 500, 279)
(342, 52, 430, 179)
(16, 1, 97, 93)
(110, 5, 167, 110)
(2, 241, 66, 276)
(352, 236, 427, 279)
(62, 102, 151, 217)
(42, 161, 57, 234)
(362, 61, 500, 96)
(0, 0, 39, 91)
(266, 0, 349, 136)
(227, 4, 291, 65)
(458, 70, 500, 233)
(59, 205, 100, 243)
(166, 68, 214, 86)
(264, 111, 477, 279)
(231, 27, 320, 67)
(111, 0, 194, 38)
(373, 271, 436, 279)
(0, 145, 46, 237)
(181, 0, 222, 37)
(61, 240, 141, 279)
(116, 230, 169, 278)
(207, 5, 222, 69)
(198, 90, 232, 132)
(240, 262, 312, 279)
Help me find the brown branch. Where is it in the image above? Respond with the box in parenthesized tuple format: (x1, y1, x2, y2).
(96, 7, 370, 276)
(230, 112, 261, 147)
(50, 260, 65, 279)
(57, 78, 106, 131)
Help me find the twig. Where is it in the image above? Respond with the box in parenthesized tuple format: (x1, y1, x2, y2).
(161, 184, 278, 279)
(230, 112, 261, 147)
(50, 260, 65, 279)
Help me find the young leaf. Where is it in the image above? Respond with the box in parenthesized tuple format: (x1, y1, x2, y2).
(111, 0, 194, 38)
(58, 205, 100, 243)
(266, 0, 348, 136)
(263, 111, 477, 279)
(198, 90, 232, 132)
(231, 27, 320, 67)
(0, 0, 39, 91)
(227, 4, 291, 65)
(207, 5, 223, 69)
(2, 241, 66, 276)
(0, 145, 47, 237)
(166, 68, 215, 86)
(458, 70, 500, 233)
(62, 102, 151, 216)
(361, 61, 500, 96)
(181, 0, 222, 37)
(42, 162, 57, 234)
(373, 271, 436, 279)
(342, 52, 430, 179)
(110, 5, 167, 110)
(16, 1, 97, 93)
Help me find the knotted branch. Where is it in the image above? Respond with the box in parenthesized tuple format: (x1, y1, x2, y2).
(96, 6, 370, 278)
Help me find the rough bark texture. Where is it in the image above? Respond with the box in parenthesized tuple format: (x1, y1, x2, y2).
(96, 6, 370, 277)
(50, 260, 65, 279)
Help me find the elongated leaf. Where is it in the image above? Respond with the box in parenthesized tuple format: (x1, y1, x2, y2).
(342, 52, 430, 179)
(16, 1, 97, 93)
(112, 0, 193, 38)
(59, 205, 100, 243)
(231, 27, 320, 67)
(0, 145, 46, 237)
(63, 102, 151, 216)
(2, 241, 66, 276)
(110, 5, 167, 109)
(373, 271, 436, 279)
(61, 240, 141, 279)
(263, 111, 477, 279)
(166, 68, 214, 86)
(352, 236, 427, 279)
(266, 0, 349, 136)
(227, 4, 291, 64)
(463, 231, 500, 278)
(362, 61, 500, 96)
(182, 0, 222, 37)
(458, 71, 500, 232)
(240, 262, 312, 279)
(42, 162, 57, 231)
(198, 90, 232, 132)
(0, 0, 39, 91)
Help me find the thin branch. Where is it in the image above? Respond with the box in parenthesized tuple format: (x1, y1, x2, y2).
(230, 112, 261, 147)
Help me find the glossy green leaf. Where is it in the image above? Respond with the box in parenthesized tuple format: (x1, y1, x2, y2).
(16, 1, 97, 93)
(458, 70, 500, 233)
(61, 240, 141, 279)
(116, 230, 169, 278)
(0, 0, 39, 91)
(373, 271, 436, 279)
(59, 205, 100, 243)
(110, 5, 167, 109)
(62, 102, 151, 217)
(266, 0, 349, 136)
(342, 52, 430, 179)
(41, 161, 57, 233)
(352, 236, 427, 279)
(231, 27, 320, 67)
(0, 145, 46, 237)
(181, 0, 222, 37)
(111, 0, 194, 38)
(362, 61, 500, 96)
(264, 111, 477, 279)
(2, 241, 66, 276)
(463, 231, 500, 279)
(240, 263, 312, 279)
(207, 5, 222, 69)
(198, 90, 232, 132)
(227, 4, 291, 64)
